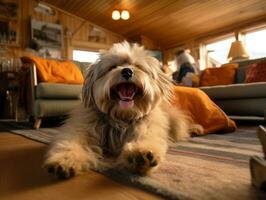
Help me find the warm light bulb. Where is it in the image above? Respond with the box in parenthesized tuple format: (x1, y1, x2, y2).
(121, 10, 130, 20)
(112, 10, 120, 20)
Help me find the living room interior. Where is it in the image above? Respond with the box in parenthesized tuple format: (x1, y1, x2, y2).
(0, 0, 266, 200)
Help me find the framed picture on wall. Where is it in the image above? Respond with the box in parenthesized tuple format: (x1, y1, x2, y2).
(31, 18, 63, 49)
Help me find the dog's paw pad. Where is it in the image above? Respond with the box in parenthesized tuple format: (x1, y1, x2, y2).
(146, 151, 153, 161)
(127, 151, 159, 175)
(135, 153, 146, 166)
(47, 165, 55, 173)
(150, 160, 158, 167)
(45, 164, 75, 179)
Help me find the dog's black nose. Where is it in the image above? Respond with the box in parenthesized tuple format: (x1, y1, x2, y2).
(121, 68, 133, 80)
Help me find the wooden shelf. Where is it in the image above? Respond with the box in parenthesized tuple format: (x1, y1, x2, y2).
(0, 0, 20, 50)
(0, 43, 20, 48)
(71, 39, 112, 50)
(0, 15, 18, 21)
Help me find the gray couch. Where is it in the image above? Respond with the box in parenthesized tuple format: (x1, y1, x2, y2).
(200, 57, 266, 120)
(22, 59, 89, 128)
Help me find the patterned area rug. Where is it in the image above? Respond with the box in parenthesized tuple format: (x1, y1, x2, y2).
(1, 122, 266, 200)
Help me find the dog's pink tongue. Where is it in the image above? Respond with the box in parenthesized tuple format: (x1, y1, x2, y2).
(117, 83, 136, 109)
(119, 100, 134, 109)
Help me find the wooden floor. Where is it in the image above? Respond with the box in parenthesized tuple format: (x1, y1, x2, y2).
(0, 131, 163, 200)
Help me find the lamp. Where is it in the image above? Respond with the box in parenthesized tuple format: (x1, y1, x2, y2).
(112, 9, 130, 20)
(227, 34, 249, 62)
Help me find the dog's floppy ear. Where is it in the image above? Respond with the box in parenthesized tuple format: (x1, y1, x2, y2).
(157, 69, 174, 103)
(145, 56, 173, 103)
(82, 63, 96, 107)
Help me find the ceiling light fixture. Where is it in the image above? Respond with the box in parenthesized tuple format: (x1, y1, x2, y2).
(112, 10, 120, 20)
(121, 10, 130, 20)
(112, 9, 130, 20)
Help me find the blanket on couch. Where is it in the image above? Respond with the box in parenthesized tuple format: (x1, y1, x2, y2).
(172, 86, 236, 135)
(21, 56, 84, 84)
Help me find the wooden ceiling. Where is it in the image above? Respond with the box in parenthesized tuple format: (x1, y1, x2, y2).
(43, 0, 266, 49)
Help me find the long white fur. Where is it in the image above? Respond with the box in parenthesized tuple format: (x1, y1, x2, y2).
(44, 41, 200, 176)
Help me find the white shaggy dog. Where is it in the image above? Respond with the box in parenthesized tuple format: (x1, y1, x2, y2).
(44, 42, 200, 178)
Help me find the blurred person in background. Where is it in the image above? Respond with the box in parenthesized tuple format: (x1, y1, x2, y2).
(173, 49, 197, 85)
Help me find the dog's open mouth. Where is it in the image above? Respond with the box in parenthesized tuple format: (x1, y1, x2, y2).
(116, 82, 138, 109)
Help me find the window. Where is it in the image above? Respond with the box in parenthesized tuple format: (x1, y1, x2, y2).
(73, 50, 99, 63)
(206, 36, 234, 67)
(202, 27, 266, 69)
(244, 28, 266, 59)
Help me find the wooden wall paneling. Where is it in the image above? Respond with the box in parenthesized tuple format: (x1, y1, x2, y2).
(3, 0, 124, 59)
(41, 1, 124, 42)
(64, 37, 72, 59)
(71, 39, 112, 51)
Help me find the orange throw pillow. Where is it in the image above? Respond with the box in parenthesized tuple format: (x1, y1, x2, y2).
(21, 56, 84, 84)
(200, 63, 238, 86)
(245, 60, 266, 83)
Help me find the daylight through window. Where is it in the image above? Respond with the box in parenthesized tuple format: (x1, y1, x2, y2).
(244, 28, 266, 59)
(206, 37, 234, 67)
(204, 27, 266, 68)
(73, 50, 99, 63)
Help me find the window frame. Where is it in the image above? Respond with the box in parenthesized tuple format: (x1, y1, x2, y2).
(200, 33, 235, 69)
(240, 26, 266, 60)
(200, 24, 266, 69)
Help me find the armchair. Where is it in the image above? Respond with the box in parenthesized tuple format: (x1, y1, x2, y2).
(21, 58, 89, 129)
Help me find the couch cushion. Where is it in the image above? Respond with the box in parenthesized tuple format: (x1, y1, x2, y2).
(213, 98, 266, 116)
(236, 64, 249, 84)
(200, 82, 266, 100)
(245, 60, 266, 83)
(36, 83, 82, 99)
(200, 63, 238, 86)
(73, 61, 91, 77)
(34, 99, 81, 117)
(236, 57, 266, 83)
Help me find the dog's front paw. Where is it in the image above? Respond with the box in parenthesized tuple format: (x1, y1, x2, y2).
(44, 142, 99, 179)
(45, 163, 76, 179)
(44, 157, 92, 179)
(44, 154, 91, 179)
(123, 149, 161, 175)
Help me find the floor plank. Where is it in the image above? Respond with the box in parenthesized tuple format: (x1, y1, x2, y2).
(0, 132, 163, 200)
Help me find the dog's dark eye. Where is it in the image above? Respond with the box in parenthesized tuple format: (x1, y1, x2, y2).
(109, 65, 116, 71)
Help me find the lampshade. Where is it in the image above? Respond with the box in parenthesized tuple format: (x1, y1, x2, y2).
(112, 10, 120, 20)
(227, 40, 249, 62)
(121, 10, 130, 20)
